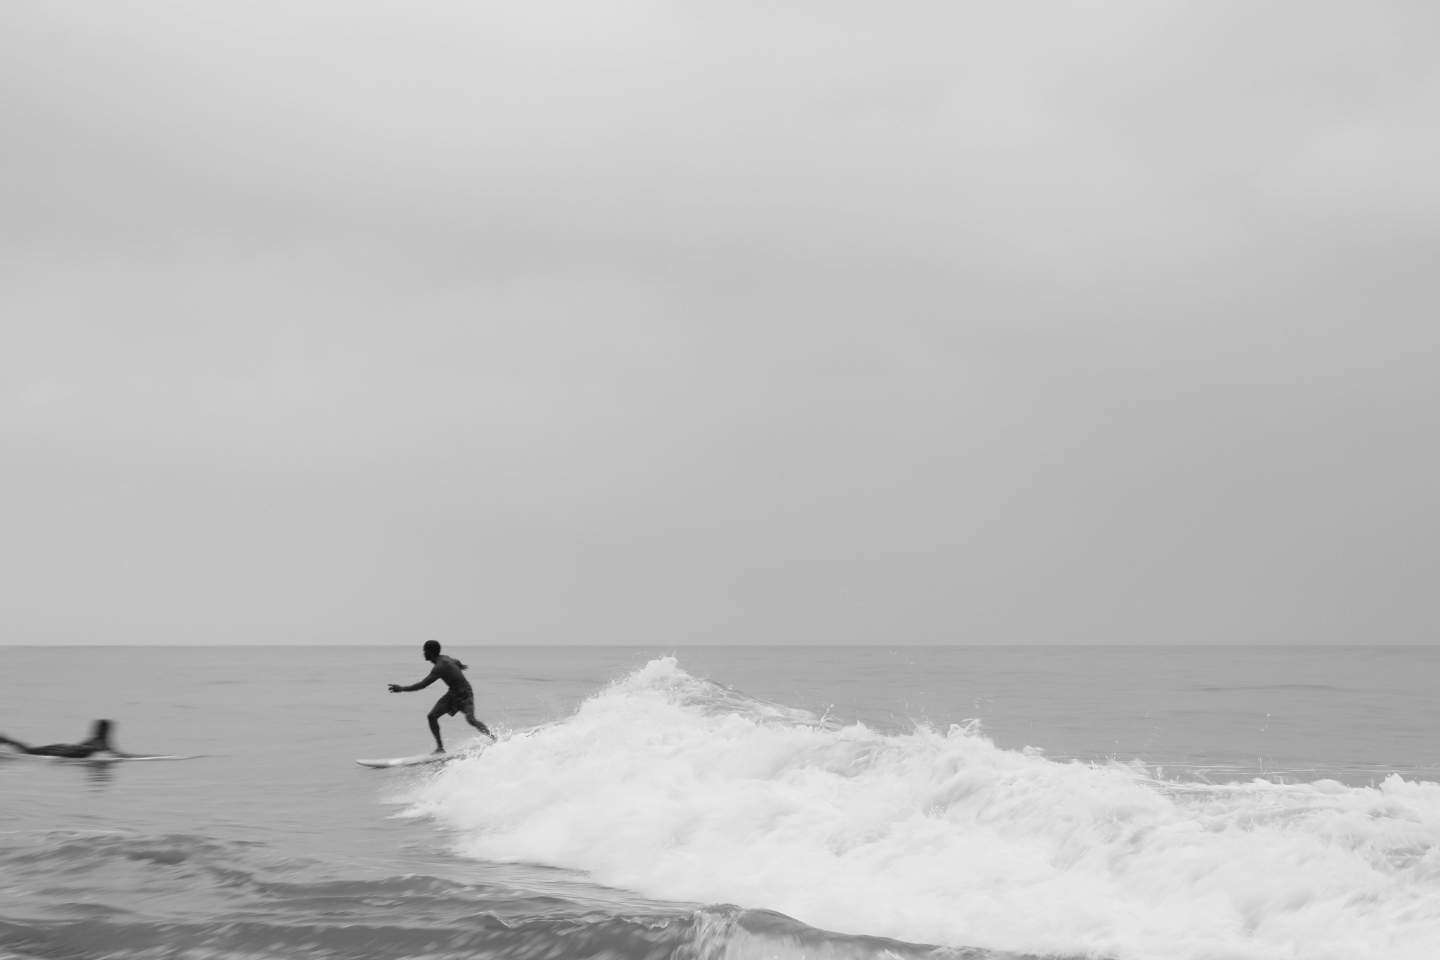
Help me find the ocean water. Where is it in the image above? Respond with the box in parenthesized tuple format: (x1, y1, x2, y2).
(1, 645, 1438, 960)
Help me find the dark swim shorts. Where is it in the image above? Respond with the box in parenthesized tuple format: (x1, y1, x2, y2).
(434, 687, 475, 717)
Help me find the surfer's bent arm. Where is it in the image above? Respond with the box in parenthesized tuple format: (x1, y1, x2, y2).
(388, 667, 441, 693)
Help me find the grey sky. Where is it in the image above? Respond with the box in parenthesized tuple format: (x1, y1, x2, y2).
(2, 1, 1436, 645)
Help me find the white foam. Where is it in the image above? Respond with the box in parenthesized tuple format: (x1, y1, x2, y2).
(401, 658, 1440, 960)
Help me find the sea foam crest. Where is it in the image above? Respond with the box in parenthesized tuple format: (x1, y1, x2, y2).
(401, 657, 1440, 960)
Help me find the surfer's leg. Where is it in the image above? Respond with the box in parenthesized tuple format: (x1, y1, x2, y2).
(460, 707, 493, 739)
(0, 735, 93, 758)
(426, 706, 446, 753)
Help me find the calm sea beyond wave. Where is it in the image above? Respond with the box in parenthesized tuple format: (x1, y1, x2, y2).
(2, 646, 1438, 960)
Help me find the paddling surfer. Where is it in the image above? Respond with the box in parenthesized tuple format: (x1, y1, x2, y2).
(389, 640, 493, 753)
(0, 720, 126, 759)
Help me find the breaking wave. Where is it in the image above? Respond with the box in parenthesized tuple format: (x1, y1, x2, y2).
(402, 657, 1440, 960)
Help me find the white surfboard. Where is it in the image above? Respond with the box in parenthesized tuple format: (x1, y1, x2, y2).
(355, 752, 453, 769)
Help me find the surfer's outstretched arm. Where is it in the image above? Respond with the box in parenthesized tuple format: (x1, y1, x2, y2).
(389, 665, 441, 693)
(0, 734, 36, 754)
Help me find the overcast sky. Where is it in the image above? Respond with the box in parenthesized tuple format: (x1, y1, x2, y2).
(2, 1, 1437, 645)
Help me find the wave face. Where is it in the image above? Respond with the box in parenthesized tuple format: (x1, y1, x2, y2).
(403, 657, 1440, 960)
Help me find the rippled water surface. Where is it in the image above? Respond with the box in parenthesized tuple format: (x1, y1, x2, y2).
(2, 645, 1438, 959)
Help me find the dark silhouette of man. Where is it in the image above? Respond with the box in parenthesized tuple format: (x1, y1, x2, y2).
(389, 640, 493, 753)
(0, 720, 126, 759)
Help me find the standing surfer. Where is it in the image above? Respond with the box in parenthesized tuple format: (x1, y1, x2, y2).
(389, 640, 494, 753)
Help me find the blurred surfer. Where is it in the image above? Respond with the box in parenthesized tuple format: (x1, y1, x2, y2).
(0, 719, 125, 759)
(389, 640, 494, 753)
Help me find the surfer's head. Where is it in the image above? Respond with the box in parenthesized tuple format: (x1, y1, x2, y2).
(423, 640, 441, 661)
(86, 720, 113, 747)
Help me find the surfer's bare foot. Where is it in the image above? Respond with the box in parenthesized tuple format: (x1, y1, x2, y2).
(432, 747, 446, 754)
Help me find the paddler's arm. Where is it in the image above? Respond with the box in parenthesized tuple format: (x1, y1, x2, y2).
(388, 666, 442, 693)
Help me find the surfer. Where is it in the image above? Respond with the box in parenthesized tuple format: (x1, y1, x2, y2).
(389, 640, 494, 753)
(0, 719, 126, 759)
